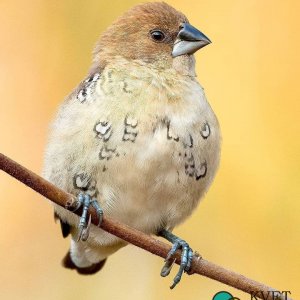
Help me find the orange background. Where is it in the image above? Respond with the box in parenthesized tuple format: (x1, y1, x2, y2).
(0, 1, 299, 299)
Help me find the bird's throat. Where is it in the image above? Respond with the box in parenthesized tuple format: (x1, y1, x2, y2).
(172, 55, 196, 77)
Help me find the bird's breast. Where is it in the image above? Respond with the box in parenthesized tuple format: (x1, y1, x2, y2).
(46, 65, 221, 237)
(86, 68, 221, 233)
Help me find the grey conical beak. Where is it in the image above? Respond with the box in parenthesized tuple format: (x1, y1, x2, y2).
(172, 23, 211, 57)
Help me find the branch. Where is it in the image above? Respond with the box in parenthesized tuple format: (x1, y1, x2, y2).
(0, 153, 291, 300)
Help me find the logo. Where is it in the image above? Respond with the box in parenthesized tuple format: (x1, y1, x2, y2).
(212, 290, 292, 300)
(212, 291, 240, 300)
(250, 291, 291, 300)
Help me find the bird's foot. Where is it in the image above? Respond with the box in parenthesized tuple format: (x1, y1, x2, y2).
(69, 193, 103, 242)
(159, 229, 194, 289)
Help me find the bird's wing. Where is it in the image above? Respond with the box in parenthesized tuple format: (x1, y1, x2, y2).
(54, 211, 71, 238)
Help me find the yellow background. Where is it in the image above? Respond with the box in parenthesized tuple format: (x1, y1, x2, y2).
(0, 1, 299, 299)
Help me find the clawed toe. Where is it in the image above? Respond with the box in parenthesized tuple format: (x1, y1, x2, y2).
(161, 257, 176, 277)
(78, 214, 92, 241)
(91, 199, 103, 226)
(158, 229, 194, 289)
(67, 193, 103, 242)
(164, 239, 193, 289)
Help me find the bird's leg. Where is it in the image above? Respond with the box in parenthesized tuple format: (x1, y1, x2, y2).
(69, 193, 103, 242)
(158, 229, 194, 289)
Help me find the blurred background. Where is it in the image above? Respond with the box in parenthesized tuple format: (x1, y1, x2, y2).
(0, 0, 299, 299)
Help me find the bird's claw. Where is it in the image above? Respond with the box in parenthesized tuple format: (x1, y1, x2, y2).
(91, 199, 103, 226)
(78, 214, 91, 241)
(161, 238, 194, 289)
(69, 193, 103, 242)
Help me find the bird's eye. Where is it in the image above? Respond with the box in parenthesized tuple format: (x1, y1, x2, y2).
(150, 30, 166, 42)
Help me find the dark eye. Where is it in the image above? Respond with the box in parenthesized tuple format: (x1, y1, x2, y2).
(150, 30, 165, 42)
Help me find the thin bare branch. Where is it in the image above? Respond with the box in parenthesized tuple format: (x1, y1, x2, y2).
(0, 153, 291, 300)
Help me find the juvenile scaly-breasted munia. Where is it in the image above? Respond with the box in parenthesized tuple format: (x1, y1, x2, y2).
(43, 2, 221, 288)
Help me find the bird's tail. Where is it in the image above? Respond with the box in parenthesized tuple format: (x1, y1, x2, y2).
(62, 250, 106, 275)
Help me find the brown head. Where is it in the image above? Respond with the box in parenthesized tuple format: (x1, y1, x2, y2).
(93, 2, 211, 71)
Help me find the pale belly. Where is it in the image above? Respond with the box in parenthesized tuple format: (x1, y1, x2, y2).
(48, 107, 220, 246)
(44, 67, 221, 246)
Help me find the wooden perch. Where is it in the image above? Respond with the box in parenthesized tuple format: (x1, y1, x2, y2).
(0, 153, 291, 300)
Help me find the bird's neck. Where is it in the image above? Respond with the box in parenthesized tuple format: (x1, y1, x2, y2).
(92, 55, 197, 80)
(172, 55, 197, 77)
(93, 56, 203, 112)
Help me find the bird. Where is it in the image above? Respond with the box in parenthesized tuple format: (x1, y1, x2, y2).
(43, 1, 221, 289)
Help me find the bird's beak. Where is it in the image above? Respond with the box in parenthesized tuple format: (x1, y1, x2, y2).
(172, 23, 211, 57)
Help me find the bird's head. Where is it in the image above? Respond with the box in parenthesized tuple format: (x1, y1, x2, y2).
(94, 2, 211, 75)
